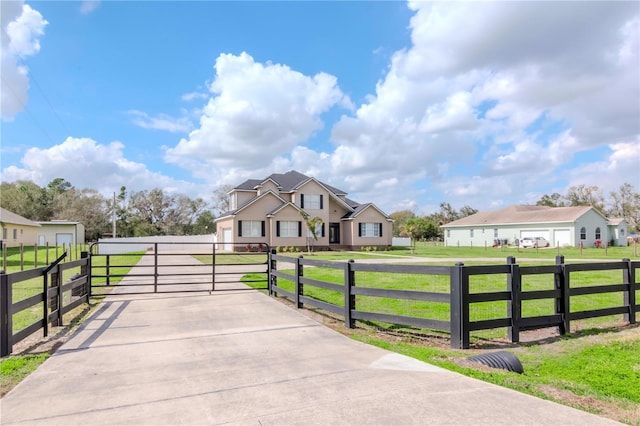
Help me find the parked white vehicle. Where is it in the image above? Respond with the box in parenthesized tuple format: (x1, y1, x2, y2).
(520, 237, 549, 248)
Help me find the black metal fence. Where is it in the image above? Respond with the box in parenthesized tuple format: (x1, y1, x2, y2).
(0, 252, 90, 357)
(267, 251, 639, 349)
(89, 241, 269, 295)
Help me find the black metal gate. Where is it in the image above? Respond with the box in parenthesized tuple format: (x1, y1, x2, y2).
(88, 241, 269, 296)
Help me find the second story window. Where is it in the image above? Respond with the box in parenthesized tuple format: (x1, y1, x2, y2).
(301, 194, 323, 209)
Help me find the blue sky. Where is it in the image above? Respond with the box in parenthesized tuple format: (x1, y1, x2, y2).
(2, 1, 639, 215)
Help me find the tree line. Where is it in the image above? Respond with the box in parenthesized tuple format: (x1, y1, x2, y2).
(390, 183, 639, 240)
(0, 179, 216, 241)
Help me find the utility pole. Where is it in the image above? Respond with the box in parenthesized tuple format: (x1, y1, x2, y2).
(112, 192, 116, 238)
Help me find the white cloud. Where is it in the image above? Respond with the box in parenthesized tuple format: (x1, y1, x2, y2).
(1, 1, 47, 121)
(324, 1, 639, 211)
(127, 110, 192, 133)
(181, 91, 208, 102)
(157, 2, 637, 213)
(80, 1, 101, 15)
(1, 137, 198, 196)
(164, 52, 349, 182)
(565, 142, 640, 195)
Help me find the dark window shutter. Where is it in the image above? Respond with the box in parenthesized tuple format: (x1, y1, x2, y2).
(321, 223, 325, 237)
(276, 221, 280, 237)
(378, 223, 383, 237)
(298, 221, 302, 237)
(238, 221, 243, 237)
(261, 221, 265, 237)
(320, 195, 323, 209)
(358, 223, 363, 237)
(300, 194, 304, 208)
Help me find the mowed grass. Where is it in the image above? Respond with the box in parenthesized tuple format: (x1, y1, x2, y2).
(245, 258, 635, 338)
(2, 245, 91, 273)
(8, 252, 144, 332)
(271, 240, 639, 261)
(244, 254, 640, 424)
(351, 329, 640, 425)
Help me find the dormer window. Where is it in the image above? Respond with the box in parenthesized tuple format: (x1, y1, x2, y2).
(300, 194, 323, 209)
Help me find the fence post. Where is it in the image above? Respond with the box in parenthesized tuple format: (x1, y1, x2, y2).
(81, 251, 89, 302)
(20, 243, 24, 271)
(106, 254, 111, 286)
(154, 243, 158, 293)
(49, 265, 62, 327)
(295, 256, 304, 308)
(555, 255, 569, 335)
(268, 249, 277, 296)
(211, 242, 216, 293)
(450, 262, 469, 349)
(0, 271, 11, 357)
(343, 259, 355, 328)
(34, 243, 38, 268)
(623, 258, 636, 324)
(507, 256, 521, 343)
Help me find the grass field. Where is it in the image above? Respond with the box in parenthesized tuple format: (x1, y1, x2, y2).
(2, 244, 91, 273)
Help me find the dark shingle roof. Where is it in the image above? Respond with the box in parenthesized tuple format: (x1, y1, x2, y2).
(234, 170, 347, 196)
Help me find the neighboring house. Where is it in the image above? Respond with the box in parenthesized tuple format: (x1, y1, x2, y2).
(36, 220, 86, 246)
(0, 207, 40, 248)
(441, 205, 628, 248)
(215, 170, 393, 251)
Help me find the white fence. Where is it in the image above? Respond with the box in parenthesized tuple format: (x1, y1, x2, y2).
(96, 235, 217, 254)
(392, 237, 411, 247)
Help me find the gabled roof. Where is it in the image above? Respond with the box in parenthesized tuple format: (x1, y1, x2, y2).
(0, 208, 40, 227)
(608, 218, 626, 226)
(234, 170, 347, 196)
(441, 205, 599, 228)
(216, 190, 288, 220)
(266, 202, 303, 217)
(342, 203, 392, 221)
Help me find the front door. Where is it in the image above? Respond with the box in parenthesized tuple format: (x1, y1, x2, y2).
(329, 223, 340, 244)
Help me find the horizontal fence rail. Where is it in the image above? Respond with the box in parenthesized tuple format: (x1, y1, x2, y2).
(89, 241, 269, 295)
(267, 251, 639, 349)
(1, 252, 90, 357)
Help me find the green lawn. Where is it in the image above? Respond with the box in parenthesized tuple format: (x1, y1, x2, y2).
(2, 244, 91, 273)
(245, 251, 639, 424)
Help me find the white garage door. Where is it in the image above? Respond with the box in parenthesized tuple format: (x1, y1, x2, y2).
(520, 230, 550, 240)
(56, 233, 73, 245)
(552, 229, 571, 247)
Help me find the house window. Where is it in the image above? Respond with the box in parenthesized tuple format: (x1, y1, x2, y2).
(300, 194, 323, 209)
(446, 229, 450, 238)
(494, 229, 498, 238)
(13, 229, 18, 240)
(620, 229, 625, 236)
(470, 229, 474, 238)
(238, 220, 264, 237)
(359, 222, 382, 237)
(595, 227, 601, 240)
(2, 228, 6, 239)
(277, 221, 301, 238)
(580, 227, 586, 240)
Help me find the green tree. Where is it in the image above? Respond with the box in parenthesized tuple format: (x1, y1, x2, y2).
(536, 192, 566, 207)
(300, 210, 323, 252)
(390, 210, 415, 237)
(193, 211, 216, 235)
(609, 183, 640, 232)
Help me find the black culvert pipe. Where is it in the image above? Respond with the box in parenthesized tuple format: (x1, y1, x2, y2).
(468, 351, 524, 374)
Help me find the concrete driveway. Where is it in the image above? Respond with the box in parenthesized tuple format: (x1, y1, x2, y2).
(1, 256, 620, 425)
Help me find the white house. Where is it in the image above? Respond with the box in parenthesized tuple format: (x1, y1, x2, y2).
(441, 205, 628, 248)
